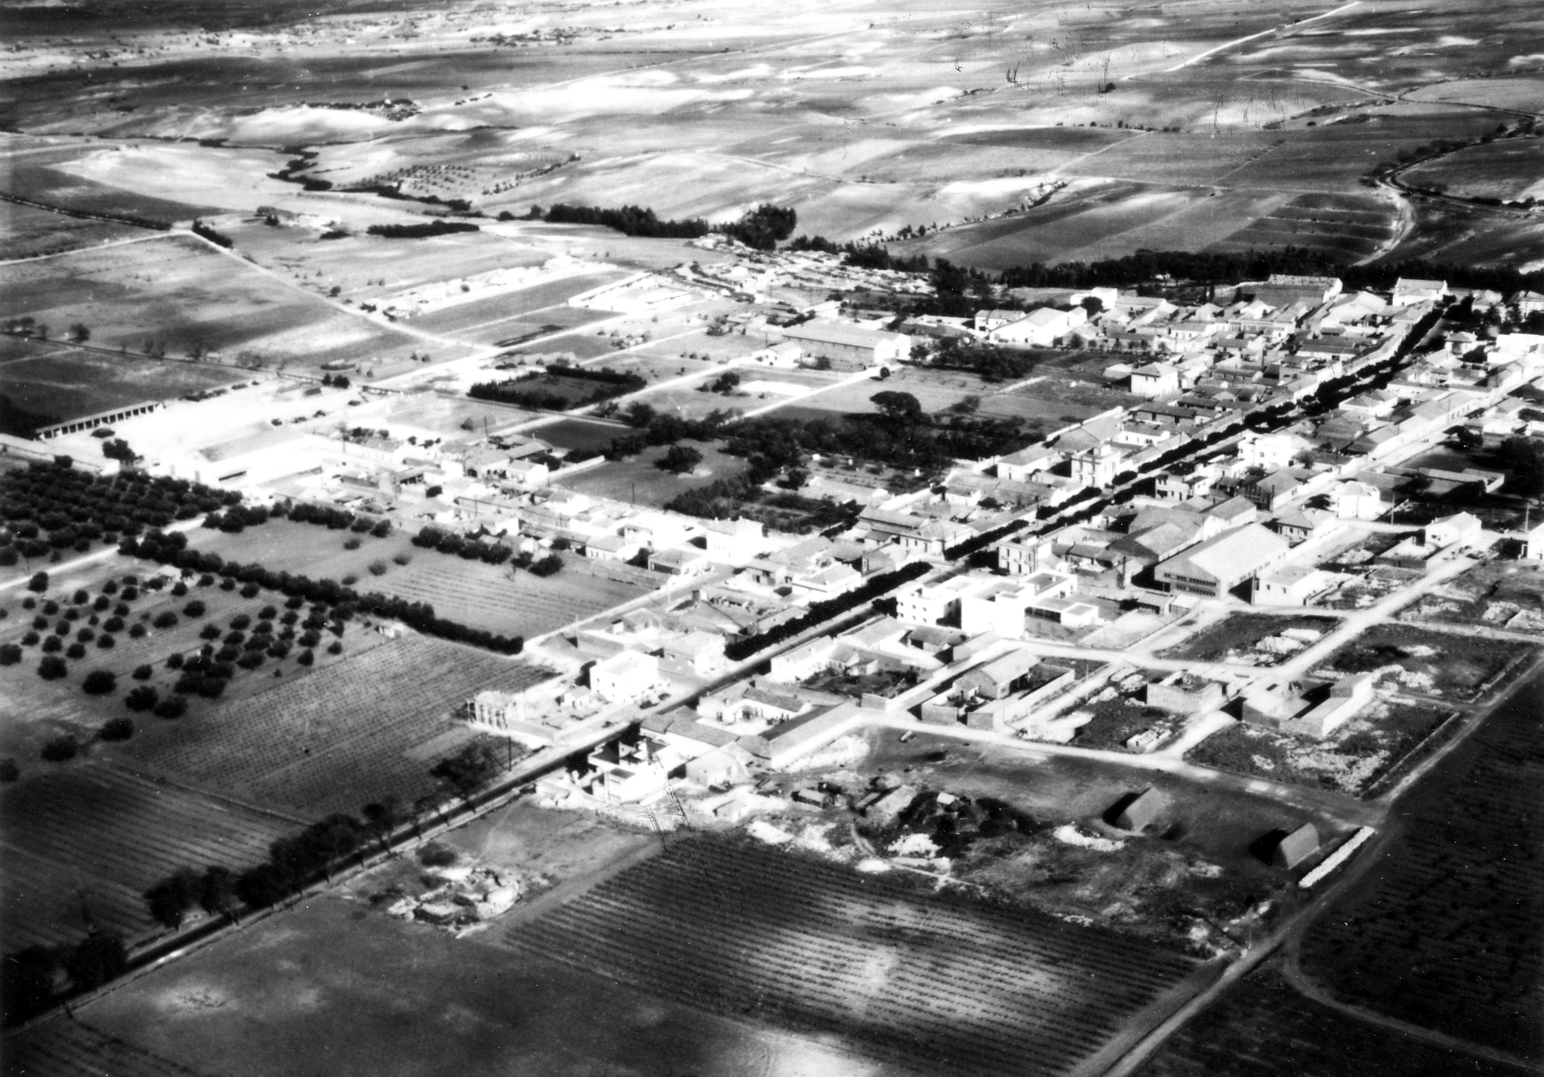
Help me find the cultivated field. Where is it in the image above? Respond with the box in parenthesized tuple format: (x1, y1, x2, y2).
(47, 896, 882, 1077)
(185, 521, 647, 639)
(0, 339, 250, 434)
(0, 233, 422, 371)
(120, 634, 552, 818)
(0, 761, 295, 949)
(1298, 671, 1544, 1059)
(1138, 964, 1525, 1077)
(4, 1021, 214, 1077)
(510, 834, 1207, 1077)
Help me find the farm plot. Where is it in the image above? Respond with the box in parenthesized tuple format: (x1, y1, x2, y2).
(1161, 613, 1341, 665)
(1299, 670, 1544, 1060)
(0, 761, 295, 949)
(122, 635, 552, 818)
(378, 553, 647, 638)
(0, 201, 151, 260)
(1318, 624, 1535, 702)
(0, 340, 250, 434)
(0, 233, 421, 372)
(1210, 191, 1395, 262)
(66, 896, 865, 1077)
(1138, 964, 1525, 1077)
(509, 834, 1206, 1077)
(4, 1020, 214, 1077)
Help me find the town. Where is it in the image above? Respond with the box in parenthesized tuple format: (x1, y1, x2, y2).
(3, 0, 1542, 1074)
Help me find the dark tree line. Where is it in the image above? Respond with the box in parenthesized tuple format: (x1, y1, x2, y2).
(535, 202, 797, 250)
(366, 220, 480, 238)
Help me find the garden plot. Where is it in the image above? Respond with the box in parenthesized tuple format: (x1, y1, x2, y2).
(0, 762, 294, 949)
(1403, 561, 1544, 634)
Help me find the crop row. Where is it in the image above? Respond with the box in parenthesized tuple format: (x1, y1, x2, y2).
(513, 837, 1193, 1077)
(3, 1019, 210, 1077)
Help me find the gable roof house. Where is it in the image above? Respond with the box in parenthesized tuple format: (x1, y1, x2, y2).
(1154, 523, 1290, 598)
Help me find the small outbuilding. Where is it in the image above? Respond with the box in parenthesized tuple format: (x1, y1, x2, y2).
(1107, 787, 1167, 832)
(1264, 822, 1320, 869)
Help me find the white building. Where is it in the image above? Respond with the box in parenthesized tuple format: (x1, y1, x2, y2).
(589, 651, 661, 703)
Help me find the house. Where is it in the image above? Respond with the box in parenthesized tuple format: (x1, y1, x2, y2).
(1273, 509, 1336, 544)
(999, 535, 1054, 576)
(956, 649, 1038, 700)
(1070, 443, 1127, 487)
(683, 742, 756, 787)
(1130, 362, 1181, 398)
(589, 650, 661, 703)
(781, 321, 911, 370)
(896, 575, 993, 624)
(1329, 480, 1384, 521)
(988, 306, 1087, 347)
(1155, 523, 1290, 597)
(1251, 564, 1338, 606)
(1144, 673, 1226, 714)
(740, 702, 864, 769)
(1423, 512, 1483, 550)
(1286, 674, 1376, 739)
(648, 547, 712, 576)
(997, 444, 1060, 482)
(584, 535, 640, 562)
(1391, 277, 1448, 307)
(1523, 520, 1544, 561)
(701, 517, 764, 556)
(1242, 469, 1309, 512)
(662, 631, 726, 676)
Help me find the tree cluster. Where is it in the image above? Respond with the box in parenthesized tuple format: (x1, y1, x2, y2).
(539, 203, 711, 238)
(0, 459, 233, 561)
(717, 204, 798, 250)
(191, 219, 234, 249)
(365, 220, 480, 238)
(468, 365, 645, 411)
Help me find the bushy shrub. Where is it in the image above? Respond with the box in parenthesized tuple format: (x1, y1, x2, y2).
(153, 696, 188, 719)
(99, 716, 135, 742)
(40, 734, 79, 761)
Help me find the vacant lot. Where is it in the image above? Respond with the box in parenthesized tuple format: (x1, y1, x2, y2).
(1299, 669, 1544, 1059)
(1319, 624, 1535, 702)
(0, 761, 294, 949)
(1404, 560, 1544, 634)
(1185, 700, 1454, 797)
(121, 634, 552, 818)
(1162, 613, 1340, 665)
(0, 339, 250, 434)
(30, 895, 882, 1077)
(511, 834, 1207, 1077)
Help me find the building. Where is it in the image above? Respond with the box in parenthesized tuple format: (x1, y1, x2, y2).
(589, 650, 661, 703)
(1144, 673, 1225, 714)
(1329, 480, 1384, 521)
(1267, 823, 1320, 869)
(1110, 788, 1166, 831)
(956, 649, 1039, 700)
(997, 445, 1060, 482)
(1130, 362, 1181, 398)
(648, 547, 712, 576)
(1391, 277, 1448, 307)
(1251, 564, 1338, 606)
(1070, 443, 1126, 487)
(1422, 512, 1483, 550)
(1155, 523, 1290, 597)
(999, 535, 1054, 576)
(988, 306, 1087, 347)
(1286, 674, 1376, 739)
(780, 321, 911, 370)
